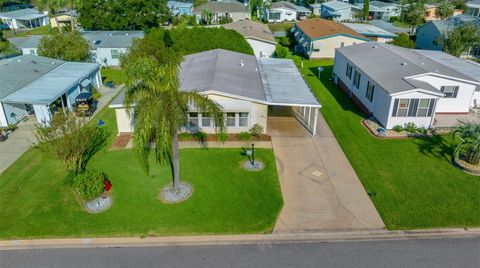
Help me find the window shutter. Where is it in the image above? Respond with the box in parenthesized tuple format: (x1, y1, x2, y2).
(427, 99, 436, 116)
(392, 99, 399, 117)
(453, 86, 459, 98)
(408, 99, 419, 117)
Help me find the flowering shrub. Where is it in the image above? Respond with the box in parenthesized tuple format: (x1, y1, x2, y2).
(74, 170, 107, 201)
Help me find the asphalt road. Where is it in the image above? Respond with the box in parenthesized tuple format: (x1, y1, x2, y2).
(1, 237, 479, 268)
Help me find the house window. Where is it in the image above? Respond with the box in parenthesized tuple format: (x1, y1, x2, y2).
(396, 99, 409, 117)
(188, 112, 198, 127)
(111, 49, 120, 59)
(226, 112, 236, 127)
(346, 63, 353, 79)
(201, 113, 212, 127)
(366, 81, 375, 102)
(392, 98, 436, 117)
(353, 70, 361, 88)
(440, 86, 459, 98)
(417, 99, 430, 117)
(239, 112, 249, 127)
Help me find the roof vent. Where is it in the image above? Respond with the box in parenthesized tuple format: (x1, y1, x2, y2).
(240, 59, 245, 67)
(401, 62, 408, 66)
(34, 69, 39, 72)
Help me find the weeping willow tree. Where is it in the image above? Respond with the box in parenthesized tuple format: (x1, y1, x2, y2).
(121, 33, 225, 199)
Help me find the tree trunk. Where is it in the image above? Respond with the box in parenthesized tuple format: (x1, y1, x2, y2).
(172, 132, 180, 191)
(54, 12, 62, 33)
(70, 2, 75, 31)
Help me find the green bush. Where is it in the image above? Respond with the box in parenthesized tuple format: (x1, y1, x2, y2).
(73, 170, 106, 201)
(274, 45, 288, 58)
(249, 124, 264, 138)
(193, 131, 208, 141)
(389, 16, 399, 23)
(237, 132, 252, 141)
(404, 122, 417, 133)
(392, 125, 403, 132)
(417, 127, 428, 135)
(216, 132, 228, 141)
(179, 132, 194, 140)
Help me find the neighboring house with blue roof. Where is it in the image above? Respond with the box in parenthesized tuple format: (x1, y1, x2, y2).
(263, 1, 312, 22)
(8, 31, 144, 66)
(343, 23, 397, 43)
(466, 0, 480, 17)
(416, 15, 480, 57)
(0, 8, 49, 29)
(0, 55, 101, 126)
(168, 1, 194, 16)
(320, 1, 360, 21)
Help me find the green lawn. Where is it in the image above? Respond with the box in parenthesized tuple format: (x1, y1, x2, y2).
(290, 56, 480, 229)
(0, 106, 283, 239)
(3, 25, 53, 38)
(101, 67, 126, 86)
(392, 21, 411, 29)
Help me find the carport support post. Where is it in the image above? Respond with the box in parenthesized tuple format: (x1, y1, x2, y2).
(313, 108, 318, 136)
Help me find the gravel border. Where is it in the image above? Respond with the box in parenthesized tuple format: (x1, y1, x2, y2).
(84, 194, 113, 214)
(159, 182, 193, 203)
(242, 160, 265, 172)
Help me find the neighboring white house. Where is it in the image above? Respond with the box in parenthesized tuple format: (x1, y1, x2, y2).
(223, 20, 277, 58)
(293, 18, 369, 58)
(0, 55, 101, 127)
(365, 1, 400, 21)
(320, 1, 360, 21)
(416, 15, 480, 58)
(343, 23, 397, 43)
(0, 8, 49, 30)
(193, 1, 250, 24)
(110, 49, 321, 135)
(333, 42, 480, 129)
(263, 1, 312, 23)
(8, 31, 144, 66)
(466, 0, 480, 17)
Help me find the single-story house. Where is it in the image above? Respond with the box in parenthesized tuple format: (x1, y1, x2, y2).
(416, 15, 480, 58)
(333, 42, 480, 129)
(0, 8, 49, 30)
(363, 1, 400, 21)
(292, 18, 369, 58)
(343, 23, 397, 43)
(320, 1, 360, 21)
(49, 8, 77, 29)
(0, 55, 101, 127)
(110, 49, 321, 135)
(467, 0, 480, 17)
(8, 30, 144, 66)
(263, 1, 312, 23)
(168, 1, 194, 16)
(309, 3, 322, 16)
(223, 20, 277, 58)
(193, 1, 250, 24)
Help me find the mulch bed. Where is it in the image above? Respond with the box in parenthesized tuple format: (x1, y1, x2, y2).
(362, 118, 451, 139)
(111, 133, 132, 150)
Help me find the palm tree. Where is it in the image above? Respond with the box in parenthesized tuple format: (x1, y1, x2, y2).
(68, 0, 81, 31)
(452, 121, 480, 165)
(122, 35, 225, 200)
(435, 1, 454, 19)
(38, 0, 66, 33)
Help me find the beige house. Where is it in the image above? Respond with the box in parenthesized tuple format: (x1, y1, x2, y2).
(193, 1, 250, 24)
(223, 20, 277, 58)
(292, 18, 369, 59)
(110, 49, 321, 135)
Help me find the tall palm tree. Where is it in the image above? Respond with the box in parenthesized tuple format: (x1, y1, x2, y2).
(122, 35, 225, 197)
(38, 0, 66, 33)
(452, 121, 480, 164)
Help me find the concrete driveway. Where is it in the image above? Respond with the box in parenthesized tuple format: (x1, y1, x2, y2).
(269, 113, 385, 232)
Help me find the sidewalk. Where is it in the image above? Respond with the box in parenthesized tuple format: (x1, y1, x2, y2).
(1, 228, 480, 250)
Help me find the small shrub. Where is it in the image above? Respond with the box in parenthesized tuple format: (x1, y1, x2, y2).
(237, 131, 252, 141)
(466, 147, 480, 165)
(74, 170, 107, 201)
(92, 87, 102, 100)
(216, 132, 228, 142)
(392, 125, 403, 132)
(404, 122, 417, 133)
(193, 131, 207, 141)
(274, 45, 288, 58)
(417, 127, 428, 135)
(249, 124, 264, 138)
(179, 132, 193, 140)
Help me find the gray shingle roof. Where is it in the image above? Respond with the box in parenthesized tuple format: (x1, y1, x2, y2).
(0, 8, 46, 20)
(336, 42, 479, 95)
(223, 20, 276, 44)
(428, 15, 480, 34)
(8, 35, 42, 49)
(194, 1, 248, 13)
(180, 49, 266, 101)
(271, 1, 311, 13)
(343, 23, 397, 38)
(0, 55, 63, 100)
(82, 31, 144, 48)
(416, 50, 480, 82)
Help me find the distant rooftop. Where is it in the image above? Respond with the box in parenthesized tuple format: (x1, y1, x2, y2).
(415, 50, 480, 82)
(343, 23, 397, 38)
(321, 1, 358, 11)
(467, 0, 480, 7)
(8, 35, 42, 49)
(0, 8, 46, 20)
(223, 20, 276, 44)
(193, 1, 248, 13)
(82, 31, 144, 48)
(336, 42, 480, 95)
(428, 15, 480, 33)
(271, 1, 311, 13)
(296, 19, 367, 40)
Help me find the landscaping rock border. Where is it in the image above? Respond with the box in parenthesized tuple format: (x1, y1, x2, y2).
(84, 194, 113, 214)
(362, 118, 451, 138)
(453, 156, 480, 176)
(159, 182, 193, 203)
(242, 160, 265, 172)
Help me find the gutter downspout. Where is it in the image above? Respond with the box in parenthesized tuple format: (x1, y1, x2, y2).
(429, 98, 439, 129)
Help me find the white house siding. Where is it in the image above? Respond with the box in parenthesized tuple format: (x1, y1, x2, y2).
(2, 103, 27, 125)
(92, 48, 127, 67)
(411, 75, 476, 113)
(309, 35, 367, 58)
(415, 23, 442, 50)
(21, 47, 38, 55)
(115, 108, 134, 133)
(33, 104, 51, 126)
(265, 8, 297, 22)
(0, 103, 8, 127)
(246, 39, 276, 58)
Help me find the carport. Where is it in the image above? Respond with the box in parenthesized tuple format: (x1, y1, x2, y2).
(257, 58, 321, 135)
